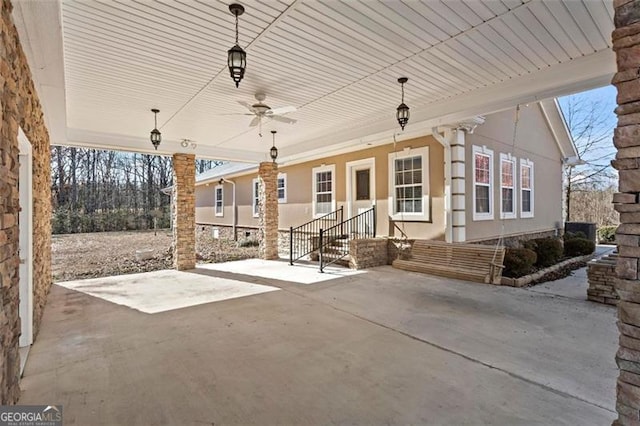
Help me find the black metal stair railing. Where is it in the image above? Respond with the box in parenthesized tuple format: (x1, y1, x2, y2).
(289, 206, 343, 265)
(319, 206, 376, 272)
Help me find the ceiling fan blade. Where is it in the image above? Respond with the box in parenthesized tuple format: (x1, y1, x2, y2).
(237, 100, 255, 112)
(270, 115, 297, 125)
(267, 106, 297, 115)
(249, 116, 261, 127)
(218, 113, 255, 116)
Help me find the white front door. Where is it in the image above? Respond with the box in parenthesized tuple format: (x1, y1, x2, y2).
(18, 131, 33, 348)
(346, 158, 376, 221)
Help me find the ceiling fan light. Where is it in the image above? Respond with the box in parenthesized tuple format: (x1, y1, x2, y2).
(253, 104, 270, 115)
(227, 44, 246, 88)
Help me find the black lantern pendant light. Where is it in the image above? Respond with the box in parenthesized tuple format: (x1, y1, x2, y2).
(270, 130, 278, 163)
(150, 108, 161, 150)
(396, 77, 410, 131)
(228, 4, 247, 88)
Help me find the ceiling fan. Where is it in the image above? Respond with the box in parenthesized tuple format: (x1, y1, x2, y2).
(233, 93, 297, 136)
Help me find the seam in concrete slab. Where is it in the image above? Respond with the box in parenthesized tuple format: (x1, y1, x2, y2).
(289, 288, 616, 415)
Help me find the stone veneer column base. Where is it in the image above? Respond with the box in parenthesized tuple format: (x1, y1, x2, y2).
(172, 154, 196, 270)
(258, 162, 279, 260)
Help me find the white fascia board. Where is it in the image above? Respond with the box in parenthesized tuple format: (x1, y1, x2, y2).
(539, 98, 579, 160)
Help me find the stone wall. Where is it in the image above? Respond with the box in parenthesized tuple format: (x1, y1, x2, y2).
(612, 1, 640, 422)
(587, 254, 619, 305)
(0, 0, 52, 404)
(172, 154, 196, 270)
(349, 238, 388, 270)
(387, 238, 415, 264)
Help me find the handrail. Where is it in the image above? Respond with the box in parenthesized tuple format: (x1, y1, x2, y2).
(289, 206, 343, 265)
(319, 206, 376, 272)
(390, 218, 409, 240)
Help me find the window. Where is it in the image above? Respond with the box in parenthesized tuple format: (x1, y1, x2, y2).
(499, 153, 516, 219)
(520, 159, 534, 218)
(252, 178, 260, 218)
(214, 185, 223, 217)
(472, 145, 494, 221)
(312, 165, 335, 217)
(277, 173, 287, 203)
(356, 169, 370, 200)
(388, 147, 430, 221)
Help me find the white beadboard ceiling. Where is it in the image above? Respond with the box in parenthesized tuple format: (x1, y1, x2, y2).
(13, 0, 615, 163)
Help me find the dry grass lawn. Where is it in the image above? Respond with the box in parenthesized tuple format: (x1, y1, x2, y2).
(52, 230, 258, 282)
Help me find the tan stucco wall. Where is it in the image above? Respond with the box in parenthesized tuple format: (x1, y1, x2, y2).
(464, 104, 564, 242)
(196, 136, 446, 240)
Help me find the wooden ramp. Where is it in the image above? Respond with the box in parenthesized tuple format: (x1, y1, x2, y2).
(392, 240, 505, 284)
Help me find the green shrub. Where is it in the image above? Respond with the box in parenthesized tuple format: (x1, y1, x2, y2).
(529, 237, 563, 267)
(238, 238, 259, 247)
(564, 237, 596, 257)
(564, 231, 587, 240)
(597, 226, 617, 244)
(503, 248, 538, 278)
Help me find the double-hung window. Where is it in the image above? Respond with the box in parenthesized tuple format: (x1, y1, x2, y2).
(312, 165, 335, 217)
(499, 153, 516, 219)
(520, 159, 534, 218)
(214, 184, 224, 217)
(388, 147, 430, 221)
(277, 173, 287, 203)
(252, 178, 260, 218)
(472, 145, 494, 221)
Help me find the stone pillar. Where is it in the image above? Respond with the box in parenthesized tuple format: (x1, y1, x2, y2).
(258, 161, 279, 260)
(172, 154, 196, 270)
(612, 1, 640, 423)
(451, 128, 466, 242)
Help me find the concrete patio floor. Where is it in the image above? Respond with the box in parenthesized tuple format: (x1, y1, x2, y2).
(20, 261, 617, 425)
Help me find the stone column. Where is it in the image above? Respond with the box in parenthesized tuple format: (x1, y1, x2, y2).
(172, 153, 196, 270)
(258, 161, 279, 260)
(612, 1, 640, 423)
(451, 128, 466, 242)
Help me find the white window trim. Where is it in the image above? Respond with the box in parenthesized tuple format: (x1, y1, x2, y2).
(252, 178, 260, 218)
(387, 146, 430, 222)
(277, 172, 287, 204)
(214, 184, 224, 217)
(499, 153, 517, 220)
(472, 145, 494, 221)
(312, 164, 336, 218)
(520, 158, 534, 218)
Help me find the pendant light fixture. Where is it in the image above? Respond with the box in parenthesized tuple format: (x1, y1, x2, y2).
(150, 108, 161, 150)
(396, 77, 410, 131)
(270, 130, 278, 163)
(228, 4, 247, 88)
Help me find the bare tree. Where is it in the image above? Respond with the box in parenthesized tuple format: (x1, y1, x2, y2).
(560, 93, 617, 223)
